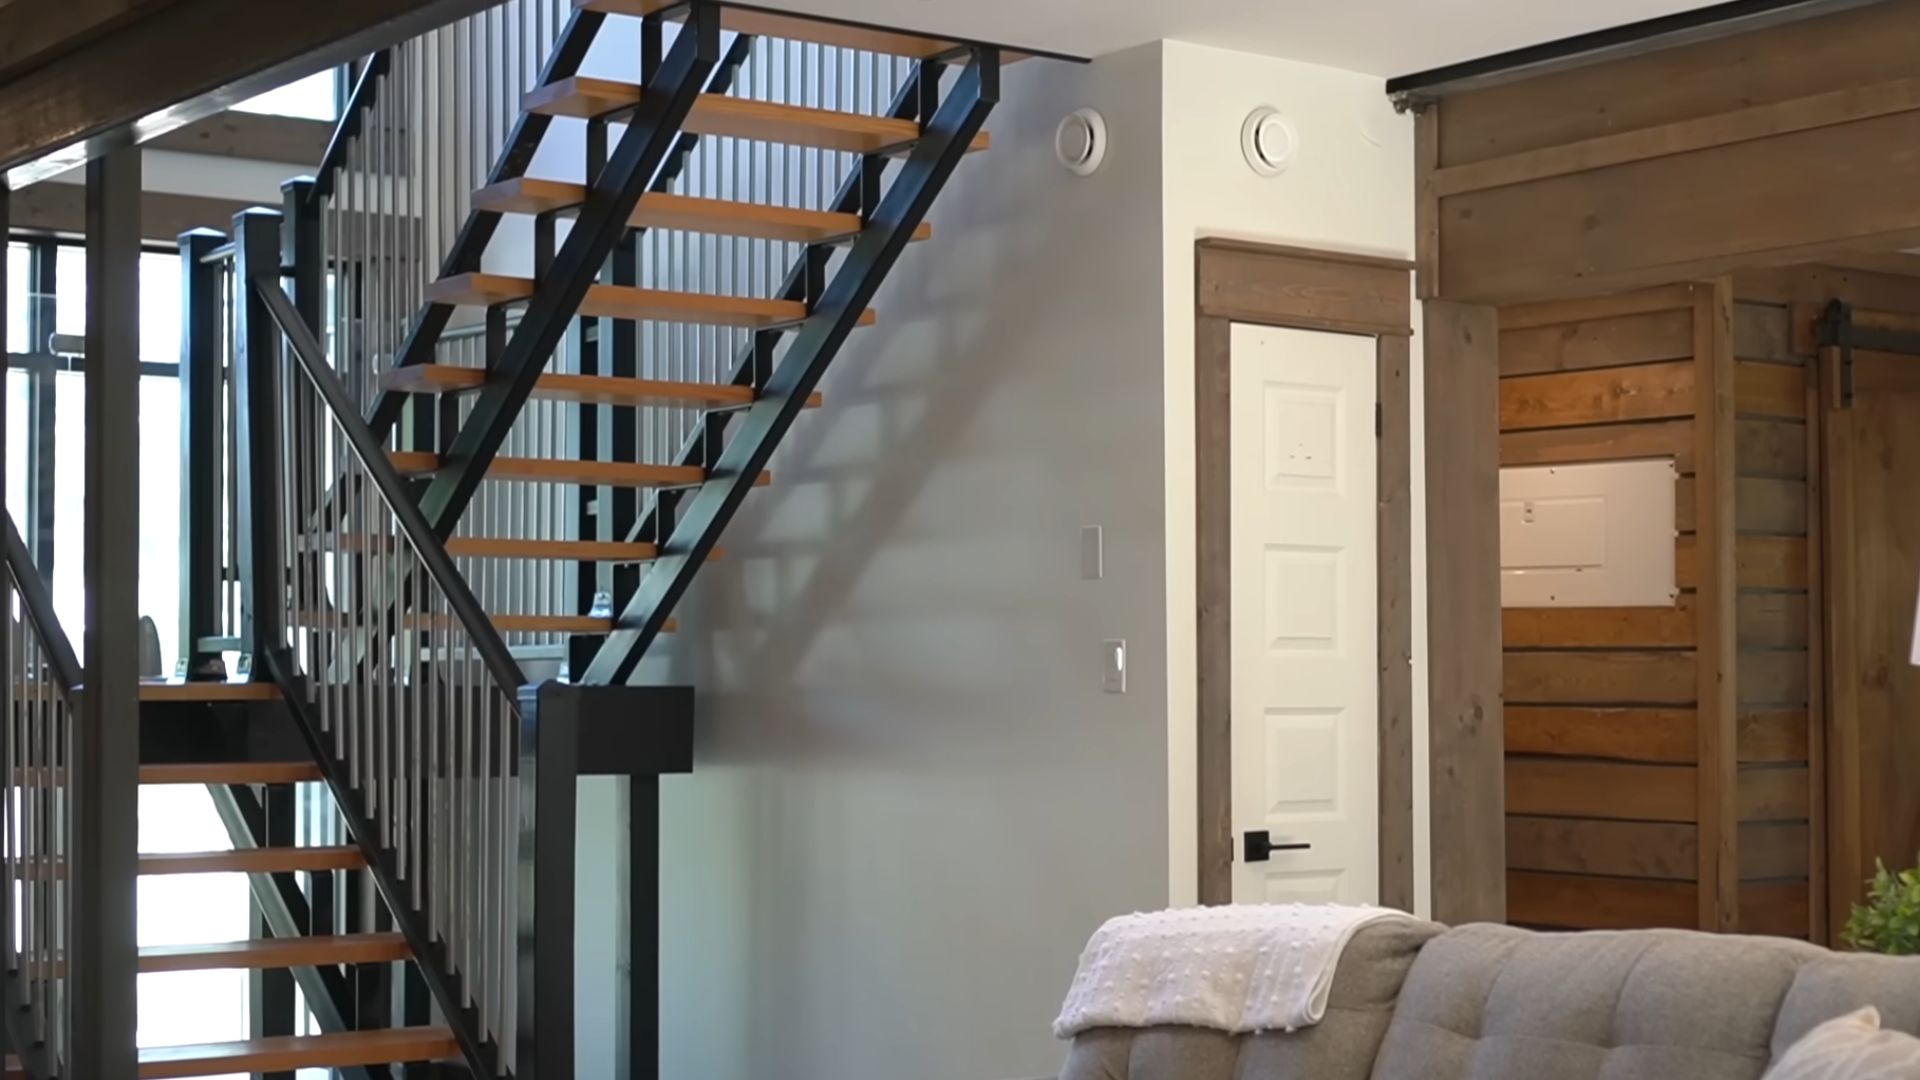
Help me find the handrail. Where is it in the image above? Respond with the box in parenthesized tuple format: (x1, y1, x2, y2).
(3, 513, 81, 692)
(309, 51, 392, 203)
(250, 271, 527, 695)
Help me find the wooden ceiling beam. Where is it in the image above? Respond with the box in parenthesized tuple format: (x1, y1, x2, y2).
(0, 0, 493, 183)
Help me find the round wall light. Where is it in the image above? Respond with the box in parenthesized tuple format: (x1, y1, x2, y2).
(1055, 108, 1107, 176)
(1241, 107, 1297, 177)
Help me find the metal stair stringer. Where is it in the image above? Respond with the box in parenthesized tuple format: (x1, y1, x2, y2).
(579, 46, 1002, 685)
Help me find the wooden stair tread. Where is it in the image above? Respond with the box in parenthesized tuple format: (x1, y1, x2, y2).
(138, 1028, 458, 1078)
(139, 762, 323, 785)
(139, 846, 366, 876)
(141, 681, 282, 703)
(524, 76, 991, 154)
(426, 271, 877, 329)
(388, 450, 772, 489)
(140, 933, 411, 973)
(378, 364, 823, 409)
(473, 178, 932, 244)
(576, 0, 1032, 63)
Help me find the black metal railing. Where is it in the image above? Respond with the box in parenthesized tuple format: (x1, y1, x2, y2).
(0, 514, 85, 1079)
(233, 208, 526, 1075)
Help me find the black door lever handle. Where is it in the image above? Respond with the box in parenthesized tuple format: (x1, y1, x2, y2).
(1243, 830, 1311, 863)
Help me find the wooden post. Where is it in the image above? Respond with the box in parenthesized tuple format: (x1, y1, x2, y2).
(1692, 279, 1739, 931)
(1423, 299, 1506, 923)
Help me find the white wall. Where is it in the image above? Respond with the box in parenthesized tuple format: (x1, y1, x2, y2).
(1154, 41, 1428, 911)
(644, 43, 1170, 1080)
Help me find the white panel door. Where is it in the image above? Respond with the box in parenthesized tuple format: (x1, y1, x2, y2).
(1229, 323, 1379, 906)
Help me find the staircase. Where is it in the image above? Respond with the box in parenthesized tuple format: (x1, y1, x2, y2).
(1, 0, 1024, 1077)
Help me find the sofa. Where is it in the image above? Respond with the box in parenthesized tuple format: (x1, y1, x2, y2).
(1058, 920, 1920, 1080)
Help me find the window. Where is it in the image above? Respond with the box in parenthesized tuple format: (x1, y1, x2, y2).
(233, 68, 341, 122)
(6, 236, 253, 1066)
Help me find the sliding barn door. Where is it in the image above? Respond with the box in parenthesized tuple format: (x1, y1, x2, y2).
(1824, 332, 1920, 931)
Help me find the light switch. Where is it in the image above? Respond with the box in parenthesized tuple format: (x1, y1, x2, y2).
(1102, 639, 1127, 694)
(1081, 526, 1104, 580)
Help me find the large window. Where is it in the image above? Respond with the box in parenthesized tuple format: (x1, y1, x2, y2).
(6, 236, 252, 1066)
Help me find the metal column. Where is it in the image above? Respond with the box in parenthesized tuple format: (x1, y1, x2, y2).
(178, 228, 228, 680)
(73, 144, 142, 1080)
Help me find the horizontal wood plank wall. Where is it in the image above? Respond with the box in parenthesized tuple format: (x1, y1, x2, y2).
(1418, 1, 1920, 303)
(1500, 284, 1731, 931)
(1730, 298, 1819, 940)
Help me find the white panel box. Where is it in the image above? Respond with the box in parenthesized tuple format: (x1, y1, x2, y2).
(1500, 459, 1678, 608)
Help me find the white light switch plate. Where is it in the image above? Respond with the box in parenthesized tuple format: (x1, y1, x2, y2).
(1102, 639, 1127, 694)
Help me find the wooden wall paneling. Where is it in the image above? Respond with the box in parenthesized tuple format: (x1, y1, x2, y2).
(1433, 3, 1920, 169)
(1504, 651, 1696, 705)
(1740, 766, 1813, 823)
(1505, 706, 1696, 764)
(1737, 536, 1810, 589)
(1498, 359, 1695, 430)
(1736, 360, 1809, 419)
(1694, 279, 1739, 932)
(1499, 284, 1698, 330)
(1742, 881, 1813, 938)
(1742, 822, 1812, 880)
(1734, 477, 1808, 534)
(1507, 872, 1696, 930)
(1499, 307, 1694, 376)
(1736, 593, 1808, 649)
(1502, 601, 1693, 649)
(1506, 818, 1696, 880)
(1733, 302, 1795, 363)
(1501, 418, 1695, 470)
(1507, 759, 1696, 822)
(1739, 709, 1810, 764)
(1820, 344, 1862, 942)
(1739, 650, 1810, 707)
(1377, 332, 1415, 911)
(1426, 299, 1506, 924)
(1738, 265, 1920, 318)
(1735, 419, 1808, 479)
(1439, 106, 1920, 303)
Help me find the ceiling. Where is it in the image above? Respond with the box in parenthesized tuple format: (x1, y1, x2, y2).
(783, 0, 1729, 76)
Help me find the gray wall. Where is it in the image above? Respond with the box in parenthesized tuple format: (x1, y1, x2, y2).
(632, 44, 1172, 1080)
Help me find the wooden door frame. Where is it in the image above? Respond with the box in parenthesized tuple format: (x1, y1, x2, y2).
(1193, 238, 1416, 909)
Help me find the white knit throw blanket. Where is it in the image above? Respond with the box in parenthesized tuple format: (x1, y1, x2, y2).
(1053, 903, 1412, 1038)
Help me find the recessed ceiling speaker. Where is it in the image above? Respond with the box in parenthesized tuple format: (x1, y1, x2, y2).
(1242, 107, 1297, 177)
(1056, 108, 1107, 176)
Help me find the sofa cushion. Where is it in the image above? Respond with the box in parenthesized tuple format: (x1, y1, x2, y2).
(1369, 925, 1823, 1080)
(1763, 1007, 1920, 1079)
(1058, 919, 1442, 1080)
(1772, 953, 1920, 1054)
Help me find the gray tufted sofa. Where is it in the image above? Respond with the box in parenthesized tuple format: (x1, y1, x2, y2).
(1058, 920, 1920, 1080)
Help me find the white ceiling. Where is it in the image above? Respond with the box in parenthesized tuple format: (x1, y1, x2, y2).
(785, 0, 1728, 76)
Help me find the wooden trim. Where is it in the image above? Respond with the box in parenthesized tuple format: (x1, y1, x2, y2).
(1694, 279, 1740, 931)
(1195, 314, 1233, 906)
(1804, 356, 1830, 944)
(1191, 241, 1416, 910)
(1425, 299, 1506, 923)
(1416, 105, 1441, 299)
(1498, 283, 1697, 330)
(1377, 332, 1415, 911)
(139, 847, 367, 876)
(139, 933, 411, 973)
(1818, 344, 1861, 943)
(1195, 239, 1413, 335)
(1433, 76, 1920, 199)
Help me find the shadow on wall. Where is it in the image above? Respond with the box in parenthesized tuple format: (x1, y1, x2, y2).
(647, 47, 1172, 1080)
